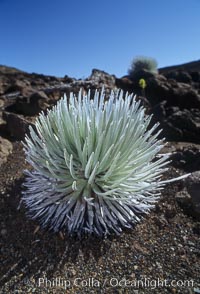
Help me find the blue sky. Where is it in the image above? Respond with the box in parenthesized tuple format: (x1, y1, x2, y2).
(0, 0, 200, 78)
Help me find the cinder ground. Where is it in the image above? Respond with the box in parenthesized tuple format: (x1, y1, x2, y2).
(0, 142, 199, 294)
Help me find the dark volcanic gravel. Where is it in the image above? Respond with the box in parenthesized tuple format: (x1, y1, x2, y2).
(0, 142, 199, 294)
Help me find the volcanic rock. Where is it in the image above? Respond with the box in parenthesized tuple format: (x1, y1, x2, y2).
(1, 62, 200, 145)
(176, 171, 200, 220)
(0, 136, 13, 167)
(2, 111, 35, 140)
(162, 108, 200, 144)
(170, 142, 200, 172)
(86, 69, 116, 90)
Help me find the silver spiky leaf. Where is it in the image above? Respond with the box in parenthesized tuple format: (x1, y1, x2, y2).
(22, 89, 187, 236)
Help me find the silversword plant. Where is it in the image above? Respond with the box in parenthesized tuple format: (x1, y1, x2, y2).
(128, 56, 158, 78)
(22, 89, 187, 236)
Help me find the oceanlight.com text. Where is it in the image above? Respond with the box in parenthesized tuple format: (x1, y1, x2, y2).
(38, 277, 194, 290)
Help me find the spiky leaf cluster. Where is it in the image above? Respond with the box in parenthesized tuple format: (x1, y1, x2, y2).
(22, 89, 183, 236)
(128, 56, 158, 78)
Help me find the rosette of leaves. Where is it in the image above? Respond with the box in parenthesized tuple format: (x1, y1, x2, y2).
(22, 89, 187, 236)
(128, 56, 158, 79)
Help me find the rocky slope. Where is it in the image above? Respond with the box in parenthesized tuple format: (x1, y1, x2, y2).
(159, 59, 200, 74)
(1, 61, 200, 143)
(0, 62, 200, 293)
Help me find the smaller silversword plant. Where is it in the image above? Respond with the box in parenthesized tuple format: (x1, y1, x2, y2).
(128, 56, 158, 78)
(22, 89, 187, 236)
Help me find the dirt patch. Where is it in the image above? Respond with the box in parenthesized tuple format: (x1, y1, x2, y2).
(0, 142, 199, 293)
